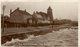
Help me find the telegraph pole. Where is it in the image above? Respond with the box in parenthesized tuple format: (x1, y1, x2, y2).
(2, 5, 6, 32)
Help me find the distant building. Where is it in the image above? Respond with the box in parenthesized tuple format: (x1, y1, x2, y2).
(47, 6, 53, 24)
(32, 12, 44, 24)
(32, 6, 53, 24)
(9, 8, 32, 24)
(36, 11, 48, 20)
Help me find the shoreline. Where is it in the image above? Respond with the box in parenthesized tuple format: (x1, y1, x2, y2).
(2, 27, 78, 46)
(1, 25, 78, 44)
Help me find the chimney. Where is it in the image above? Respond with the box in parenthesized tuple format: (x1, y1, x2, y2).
(10, 9, 12, 14)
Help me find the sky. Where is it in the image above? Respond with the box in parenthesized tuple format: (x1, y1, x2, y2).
(1, 1, 78, 21)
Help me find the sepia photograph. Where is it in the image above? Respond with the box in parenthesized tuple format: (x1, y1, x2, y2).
(1, 1, 78, 47)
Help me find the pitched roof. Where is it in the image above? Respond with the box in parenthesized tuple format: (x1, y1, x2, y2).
(10, 8, 31, 15)
(18, 10, 31, 15)
(37, 12, 48, 18)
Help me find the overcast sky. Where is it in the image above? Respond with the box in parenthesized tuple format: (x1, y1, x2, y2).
(1, 1, 78, 21)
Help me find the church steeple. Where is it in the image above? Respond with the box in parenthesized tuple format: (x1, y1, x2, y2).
(47, 6, 52, 10)
(47, 6, 52, 14)
(47, 6, 53, 24)
(47, 6, 53, 17)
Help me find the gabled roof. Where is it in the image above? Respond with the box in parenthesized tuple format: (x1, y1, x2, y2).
(18, 10, 31, 15)
(10, 8, 31, 16)
(37, 12, 47, 16)
(32, 12, 44, 20)
(35, 11, 47, 17)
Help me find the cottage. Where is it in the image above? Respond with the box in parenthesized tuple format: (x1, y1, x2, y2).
(9, 8, 32, 24)
(8, 8, 33, 27)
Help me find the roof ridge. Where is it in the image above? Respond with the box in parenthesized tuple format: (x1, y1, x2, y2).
(10, 8, 31, 15)
(19, 9, 31, 15)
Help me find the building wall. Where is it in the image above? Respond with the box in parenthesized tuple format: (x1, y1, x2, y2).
(47, 7, 53, 24)
(10, 10, 24, 23)
(23, 15, 32, 23)
(47, 9, 53, 20)
(9, 10, 31, 23)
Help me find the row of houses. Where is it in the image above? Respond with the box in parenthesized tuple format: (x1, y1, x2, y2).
(2, 6, 54, 27)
